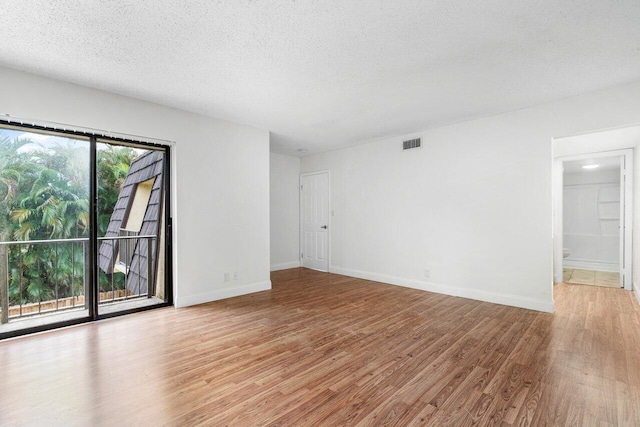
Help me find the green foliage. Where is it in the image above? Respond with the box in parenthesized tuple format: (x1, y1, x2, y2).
(97, 145, 136, 236)
(0, 134, 136, 307)
(7, 242, 86, 304)
(0, 136, 35, 239)
(96, 145, 136, 294)
(13, 166, 89, 240)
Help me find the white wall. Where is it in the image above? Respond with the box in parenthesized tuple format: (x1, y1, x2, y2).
(563, 169, 620, 186)
(270, 152, 300, 270)
(301, 79, 640, 312)
(0, 66, 271, 307)
(563, 169, 620, 271)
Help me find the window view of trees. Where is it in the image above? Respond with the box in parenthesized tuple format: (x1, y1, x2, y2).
(0, 128, 138, 312)
(96, 145, 138, 295)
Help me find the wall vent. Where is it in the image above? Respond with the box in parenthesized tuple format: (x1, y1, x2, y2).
(402, 137, 422, 150)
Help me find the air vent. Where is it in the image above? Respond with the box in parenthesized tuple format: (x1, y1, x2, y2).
(402, 137, 422, 150)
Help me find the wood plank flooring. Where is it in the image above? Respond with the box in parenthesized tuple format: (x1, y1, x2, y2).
(1, 268, 639, 426)
(563, 268, 620, 288)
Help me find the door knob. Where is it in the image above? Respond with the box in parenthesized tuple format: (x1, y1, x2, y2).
(321, 225, 327, 229)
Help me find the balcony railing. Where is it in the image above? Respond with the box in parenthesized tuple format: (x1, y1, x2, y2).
(118, 228, 139, 271)
(0, 234, 156, 324)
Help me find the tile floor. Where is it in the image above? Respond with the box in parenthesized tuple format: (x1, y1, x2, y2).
(563, 268, 620, 288)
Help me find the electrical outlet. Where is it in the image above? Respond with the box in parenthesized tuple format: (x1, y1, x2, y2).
(424, 269, 430, 279)
(224, 272, 229, 282)
(232, 272, 238, 280)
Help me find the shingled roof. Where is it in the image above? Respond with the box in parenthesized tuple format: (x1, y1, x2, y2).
(98, 150, 164, 295)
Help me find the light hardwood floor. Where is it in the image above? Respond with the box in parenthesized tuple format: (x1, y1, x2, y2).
(1, 268, 639, 426)
(563, 268, 620, 288)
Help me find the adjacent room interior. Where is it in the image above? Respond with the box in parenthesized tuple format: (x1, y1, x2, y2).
(562, 156, 622, 287)
(1, 1, 640, 425)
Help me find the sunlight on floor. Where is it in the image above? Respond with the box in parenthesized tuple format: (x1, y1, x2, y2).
(563, 268, 620, 288)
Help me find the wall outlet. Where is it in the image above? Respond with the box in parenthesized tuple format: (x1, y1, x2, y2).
(424, 269, 430, 279)
(232, 272, 238, 280)
(224, 272, 229, 282)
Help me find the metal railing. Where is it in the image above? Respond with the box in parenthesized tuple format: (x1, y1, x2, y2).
(0, 234, 156, 324)
(118, 228, 139, 270)
(101, 234, 157, 305)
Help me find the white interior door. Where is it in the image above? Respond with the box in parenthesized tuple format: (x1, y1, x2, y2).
(300, 172, 329, 271)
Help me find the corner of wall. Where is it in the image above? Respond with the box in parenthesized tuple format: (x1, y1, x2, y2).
(269, 152, 301, 271)
(175, 280, 272, 308)
(330, 266, 554, 313)
(270, 261, 301, 271)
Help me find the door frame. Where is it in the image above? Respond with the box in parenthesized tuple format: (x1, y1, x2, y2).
(553, 149, 633, 290)
(0, 119, 173, 340)
(299, 170, 331, 272)
(95, 138, 173, 320)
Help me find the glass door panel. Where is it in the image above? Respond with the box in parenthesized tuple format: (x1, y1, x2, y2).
(0, 126, 91, 335)
(96, 141, 168, 315)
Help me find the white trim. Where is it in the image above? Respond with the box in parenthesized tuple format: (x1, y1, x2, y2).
(270, 261, 301, 271)
(622, 153, 633, 290)
(553, 158, 564, 284)
(563, 260, 619, 272)
(175, 280, 271, 308)
(553, 122, 640, 142)
(330, 266, 553, 313)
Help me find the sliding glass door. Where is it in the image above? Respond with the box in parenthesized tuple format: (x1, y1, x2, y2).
(0, 123, 171, 338)
(96, 141, 169, 316)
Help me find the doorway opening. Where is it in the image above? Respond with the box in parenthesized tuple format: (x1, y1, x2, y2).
(561, 155, 625, 288)
(553, 126, 637, 294)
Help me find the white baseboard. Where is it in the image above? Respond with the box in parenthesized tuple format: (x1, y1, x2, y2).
(329, 266, 553, 313)
(563, 260, 618, 272)
(175, 280, 272, 308)
(270, 261, 301, 271)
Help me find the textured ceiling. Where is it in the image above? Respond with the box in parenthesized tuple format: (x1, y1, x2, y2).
(0, 1, 639, 157)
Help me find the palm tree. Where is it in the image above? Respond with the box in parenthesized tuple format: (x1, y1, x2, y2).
(97, 145, 136, 235)
(0, 136, 32, 322)
(11, 167, 90, 240)
(7, 142, 90, 307)
(96, 145, 137, 294)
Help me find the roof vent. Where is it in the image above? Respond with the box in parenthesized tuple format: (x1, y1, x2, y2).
(402, 137, 421, 150)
